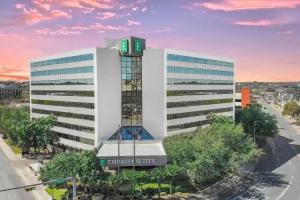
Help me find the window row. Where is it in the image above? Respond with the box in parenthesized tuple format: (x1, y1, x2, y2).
(53, 131, 95, 146)
(121, 67, 142, 74)
(31, 99, 95, 109)
(31, 90, 94, 97)
(167, 78, 234, 85)
(167, 54, 234, 68)
(167, 98, 233, 108)
(167, 90, 234, 96)
(54, 121, 94, 133)
(167, 120, 210, 131)
(31, 54, 94, 68)
(31, 66, 94, 77)
(167, 107, 233, 120)
(167, 66, 233, 76)
(32, 108, 95, 121)
(121, 56, 142, 62)
(31, 78, 94, 85)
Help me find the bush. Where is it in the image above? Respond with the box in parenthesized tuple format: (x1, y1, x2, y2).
(282, 101, 300, 117)
(46, 188, 68, 200)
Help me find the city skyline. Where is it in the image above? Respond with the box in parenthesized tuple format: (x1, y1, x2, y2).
(0, 0, 300, 82)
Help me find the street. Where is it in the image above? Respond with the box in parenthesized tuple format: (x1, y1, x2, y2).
(0, 147, 35, 200)
(232, 104, 300, 200)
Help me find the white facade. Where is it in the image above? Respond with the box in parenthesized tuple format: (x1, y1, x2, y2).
(30, 38, 235, 156)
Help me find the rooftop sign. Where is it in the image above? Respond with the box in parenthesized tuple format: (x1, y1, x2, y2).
(120, 39, 128, 54)
(119, 36, 145, 57)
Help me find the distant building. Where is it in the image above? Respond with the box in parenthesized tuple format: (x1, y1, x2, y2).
(0, 83, 24, 101)
(30, 36, 235, 167)
(235, 88, 251, 108)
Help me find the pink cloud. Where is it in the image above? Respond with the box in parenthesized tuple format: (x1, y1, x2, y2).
(141, 6, 147, 12)
(15, 3, 24, 9)
(33, 0, 51, 11)
(138, 27, 172, 34)
(35, 22, 126, 36)
(15, 3, 71, 25)
(97, 12, 117, 19)
(132, 7, 139, 11)
(50, 0, 117, 10)
(234, 19, 275, 26)
(128, 20, 140, 26)
(192, 0, 300, 11)
(277, 30, 295, 35)
(35, 28, 81, 36)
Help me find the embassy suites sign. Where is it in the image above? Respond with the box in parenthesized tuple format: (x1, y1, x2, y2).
(99, 156, 167, 167)
(119, 36, 146, 57)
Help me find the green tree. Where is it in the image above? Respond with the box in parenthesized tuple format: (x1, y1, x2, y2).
(0, 106, 29, 141)
(164, 116, 259, 185)
(235, 104, 278, 141)
(282, 101, 300, 117)
(12, 116, 56, 153)
(40, 151, 107, 192)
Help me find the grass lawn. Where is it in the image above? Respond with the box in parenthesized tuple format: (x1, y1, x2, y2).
(46, 188, 68, 200)
(136, 183, 170, 191)
(4, 138, 22, 154)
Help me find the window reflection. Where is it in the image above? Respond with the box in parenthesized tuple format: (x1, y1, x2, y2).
(121, 56, 143, 126)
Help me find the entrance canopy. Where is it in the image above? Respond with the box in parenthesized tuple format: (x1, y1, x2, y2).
(97, 140, 167, 167)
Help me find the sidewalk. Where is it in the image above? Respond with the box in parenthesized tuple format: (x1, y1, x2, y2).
(272, 104, 300, 133)
(0, 136, 51, 200)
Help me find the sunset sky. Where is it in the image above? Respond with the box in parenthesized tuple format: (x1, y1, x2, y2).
(0, 0, 300, 82)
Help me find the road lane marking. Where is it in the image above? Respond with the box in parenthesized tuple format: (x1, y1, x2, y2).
(275, 175, 293, 200)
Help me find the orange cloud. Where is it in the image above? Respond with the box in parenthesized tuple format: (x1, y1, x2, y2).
(0, 74, 28, 81)
(234, 19, 274, 26)
(193, 0, 300, 11)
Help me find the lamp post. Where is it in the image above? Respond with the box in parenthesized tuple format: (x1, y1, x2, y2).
(133, 129, 137, 171)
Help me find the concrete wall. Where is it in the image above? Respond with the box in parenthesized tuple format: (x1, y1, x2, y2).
(96, 48, 121, 144)
(143, 48, 166, 139)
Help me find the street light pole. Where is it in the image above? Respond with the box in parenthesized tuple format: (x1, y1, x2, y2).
(72, 177, 77, 200)
(133, 130, 136, 171)
(118, 125, 121, 174)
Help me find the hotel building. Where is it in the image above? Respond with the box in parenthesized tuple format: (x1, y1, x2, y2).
(30, 36, 235, 167)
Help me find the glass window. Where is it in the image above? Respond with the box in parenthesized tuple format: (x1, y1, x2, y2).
(167, 66, 234, 76)
(167, 54, 234, 68)
(31, 53, 94, 68)
(31, 66, 94, 77)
